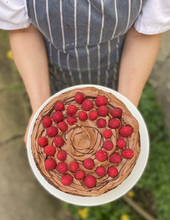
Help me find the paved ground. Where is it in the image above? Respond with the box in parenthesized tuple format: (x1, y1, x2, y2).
(0, 29, 169, 220)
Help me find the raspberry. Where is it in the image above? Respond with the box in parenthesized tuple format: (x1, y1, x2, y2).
(58, 121, 68, 132)
(103, 140, 113, 151)
(52, 111, 63, 123)
(78, 111, 88, 121)
(67, 105, 77, 116)
(54, 101, 65, 111)
(108, 119, 120, 129)
(75, 170, 85, 180)
(67, 116, 77, 125)
(95, 167, 106, 177)
(83, 158, 94, 170)
(95, 95, 108, 107)
(46, 126, 58, 137)
(42, 116, 52, 128)
(75, 92, 85, 104)
(110, 153, 121, 163)
(84, 175, 96, 188)
(108, 167, 118, 177)
(89, 111, 98, 120)
(61, 174, 73, 186)
(57, 150, 67, 161)
(96, 118, 106, 128)
(122, 149, 134, 158)
(96, 150, 108, 162)
(82, 99, 93, 111)
(69, 161, 79, 171)
(97, 105, 109, 117)
(117, 137, 126, 149)
(44, 158, 56, 170)
(38, 137, 48, 147)
(56, 162, 67, 174)
(119, 126, 133, 137)
(112, 108, 122, 118)
(102, 129, 112, 139)
(54, 136, 64, 147)
(44, 145, 56, 156)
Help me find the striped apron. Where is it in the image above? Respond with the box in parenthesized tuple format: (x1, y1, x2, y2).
(27, 0, 147, 94)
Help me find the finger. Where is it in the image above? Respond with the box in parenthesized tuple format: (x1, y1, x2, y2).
(24, 125, 29, 146)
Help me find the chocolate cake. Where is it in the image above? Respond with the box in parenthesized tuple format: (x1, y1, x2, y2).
(31, 87, 140, 197)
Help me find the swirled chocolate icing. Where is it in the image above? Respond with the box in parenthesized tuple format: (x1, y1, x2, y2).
(31, 87, 140, 197)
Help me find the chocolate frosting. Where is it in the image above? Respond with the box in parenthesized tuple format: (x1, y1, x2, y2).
(31, 87, 140, 197)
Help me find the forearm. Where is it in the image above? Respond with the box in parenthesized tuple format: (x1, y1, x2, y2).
(9, 24, 51, 113)
(118, 26, 161, 107)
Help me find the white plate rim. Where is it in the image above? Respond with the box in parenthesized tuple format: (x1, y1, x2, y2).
(27, 84, 149, 206)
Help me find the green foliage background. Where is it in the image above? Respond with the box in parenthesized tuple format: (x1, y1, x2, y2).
(66, 83, 170, 220)
(137, 83, 170, 220)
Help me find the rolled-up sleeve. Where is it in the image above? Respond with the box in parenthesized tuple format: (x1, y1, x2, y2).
(134, 0, 170, 35)
(0, 0, 30, 30)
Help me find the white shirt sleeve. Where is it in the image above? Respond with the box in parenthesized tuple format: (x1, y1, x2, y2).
(134, 0, 170, 35)
(0, 0, 30, 30)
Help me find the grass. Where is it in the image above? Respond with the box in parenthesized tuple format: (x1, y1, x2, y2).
(137, 83, 170, 220)
(4, 83, 25, 92)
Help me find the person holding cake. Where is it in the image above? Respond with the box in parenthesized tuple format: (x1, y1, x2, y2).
(0, 0, 170, 144)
